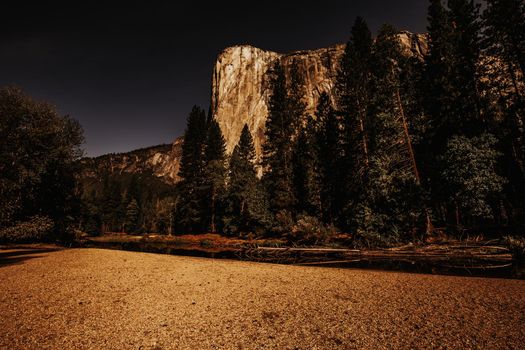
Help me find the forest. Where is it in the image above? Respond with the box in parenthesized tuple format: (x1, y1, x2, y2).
(168, 0, 525, 246)
(1, 0, 524, 247)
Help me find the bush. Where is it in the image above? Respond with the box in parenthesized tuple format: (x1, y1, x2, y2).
(288, 215, 338, 246)
(504, 236, 525, 262)
(0, 216, 54, 243)
(271, 210, 295, 236)
(352, 204, 401, 248)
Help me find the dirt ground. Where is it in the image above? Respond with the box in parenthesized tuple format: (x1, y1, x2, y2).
(0, 247, 524, 349)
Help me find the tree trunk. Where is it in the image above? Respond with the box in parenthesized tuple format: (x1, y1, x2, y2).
(455, 200, 461, 228)
(210, 188, 217, 233)
(394, 73, 434, 236)
(355, 98, 369, 168)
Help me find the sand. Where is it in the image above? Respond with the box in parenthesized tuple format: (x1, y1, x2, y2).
(0, 247, 524, 349)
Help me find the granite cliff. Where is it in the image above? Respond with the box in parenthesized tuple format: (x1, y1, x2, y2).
(81, 31, 427, 184)
(211, 31, 428, 157)
(80, 138, 183, 185)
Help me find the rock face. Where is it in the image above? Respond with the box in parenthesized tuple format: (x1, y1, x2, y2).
(211, 31, 428, 157)
(211, 44, 344, 157)
(81, 31, 427, 184)
(80, 138, 183, 185)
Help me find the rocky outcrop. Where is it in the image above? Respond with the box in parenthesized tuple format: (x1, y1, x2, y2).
(81, 32, 427, 184)
(80, 138, 183, 185)
(211, 31, 428, 157)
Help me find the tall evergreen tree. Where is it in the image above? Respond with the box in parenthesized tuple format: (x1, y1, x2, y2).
(175, 106, 208, 233)
(225, 125, 270, 236)
(423, 0, 506, 231)
(424, 0, 483, 136)
(482, 0, 525, 225)
(292, 118, 322, 218)
(124, 198, 140, 233)
(335, 16, 374, 229)
(484, 0, 525, 83)
(424, 0, 455, 141)
(423, 0, 456, 227)
(262, 60, 305, 226)
(315, 93, 344, 224)
(202, 118, 227, 232)
(352, 25, 426, 245)
(337, 16, 373, 168)
(447, 0, 484, 132)
(100, 174, 123, 233)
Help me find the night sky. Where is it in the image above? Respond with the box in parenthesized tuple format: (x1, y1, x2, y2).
(0, 1, 428, 157)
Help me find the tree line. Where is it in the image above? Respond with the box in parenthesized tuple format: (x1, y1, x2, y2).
(79, 172, 177, 235)
(175, 0, 525, 246)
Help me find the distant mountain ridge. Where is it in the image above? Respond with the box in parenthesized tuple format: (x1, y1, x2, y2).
(80, 31, 427, 183)
(80, 138, 182, 185)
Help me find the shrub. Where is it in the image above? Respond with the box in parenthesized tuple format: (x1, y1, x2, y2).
(271, 210, 294, 236)
(288, 215, 338, 246)
(352, 203, 402, 248)
(504, 236, 525, 262)
(0, 216, 54, 243)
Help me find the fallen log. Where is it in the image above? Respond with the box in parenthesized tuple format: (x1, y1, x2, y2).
(239, 243, 515, 268)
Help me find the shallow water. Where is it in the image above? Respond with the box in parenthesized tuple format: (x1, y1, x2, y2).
(86, 240, 525, 279)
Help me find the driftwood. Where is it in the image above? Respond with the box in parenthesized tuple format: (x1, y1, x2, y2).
(239, 242, 514, 270)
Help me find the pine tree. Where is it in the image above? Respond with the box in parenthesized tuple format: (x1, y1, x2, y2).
(337, 16, 373, 165)
(482, 0, 525, 225)
(127, 174, 141, 207)
(225, 125, 271, 236)
(447, 0, 484, 132)
(262, 60, 305, 228)
(424, 0, 455, 140)
(423, 0, 484, 136)
(100, 174, 123, 233)
(292, 118, 322, 218)
(202, 118, 227, 233)
(124, 198, 140, 233)
(423, 0, 455, 228)
(335, 16, 374, 230)
(484, 0, 525, 82)
(315, 93, 344, 224)
(175, 106, 208, 233)
(423, 0, 506, 231)
(351, 24, 427, 245)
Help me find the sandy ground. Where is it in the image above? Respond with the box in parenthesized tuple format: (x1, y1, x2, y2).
(0, 248, 524, 350)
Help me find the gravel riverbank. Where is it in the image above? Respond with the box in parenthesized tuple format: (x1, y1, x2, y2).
(0, 247, 524, 349)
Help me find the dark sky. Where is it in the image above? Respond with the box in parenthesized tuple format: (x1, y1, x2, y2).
(0, 1, 429, 157)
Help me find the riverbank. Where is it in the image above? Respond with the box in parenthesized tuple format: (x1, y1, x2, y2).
(1, 247, 524, 349)
(85, 234, 521, 278)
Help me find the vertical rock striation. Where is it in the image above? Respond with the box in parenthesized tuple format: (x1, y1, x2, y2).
(211, 46, 281, 156)
(211, 31, 428, 158)
(80, 32, 427, 185)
